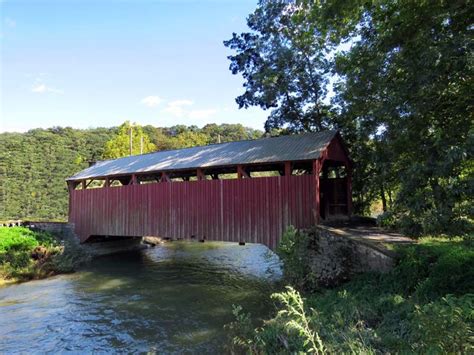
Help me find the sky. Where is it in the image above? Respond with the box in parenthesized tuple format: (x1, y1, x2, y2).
(0, 0, 269, 133)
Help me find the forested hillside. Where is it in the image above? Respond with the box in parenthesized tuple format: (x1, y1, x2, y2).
(0, 123, 262, 221)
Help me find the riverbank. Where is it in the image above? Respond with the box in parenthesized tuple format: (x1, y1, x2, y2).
(227, 231, 474, 353)
(0, 227, 90, 284)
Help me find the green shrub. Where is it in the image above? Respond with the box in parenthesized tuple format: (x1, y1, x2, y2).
(277, 226, 318, 291)
(226, 235, 474, 353)
(225, 305, 257, 353)
(410, 294, 474, 353)
(376, 211, 397, 229)
(0, 227, 88, 281)
(393, 238, 474, 300)
(0, 227, 48, 268)
(0, 228, 39, 252)
(270, 287, 325, 354)
(227, 287, 325, 354)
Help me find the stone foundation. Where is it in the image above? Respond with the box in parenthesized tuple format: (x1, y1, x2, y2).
(306, 226, 396, 287)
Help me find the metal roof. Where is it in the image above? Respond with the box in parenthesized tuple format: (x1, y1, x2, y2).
(67, 130, 337, 181)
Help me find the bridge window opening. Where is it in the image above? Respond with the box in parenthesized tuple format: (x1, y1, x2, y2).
(217, 172, 238, 179)
(250, 170, 280, 178)
(80, 179, 106, 189)
(243, 162, 298, 178)
(109, 180, 123, 187)
(136, 173, 160, 184)
(138, 179, 155, 185)
(292, 161, 313, 175)
(84, 161, 318, 189)
(292, 169, 310, 175)
(320, 165, 347, 179)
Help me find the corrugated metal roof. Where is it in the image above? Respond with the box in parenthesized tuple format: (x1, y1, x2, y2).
(67, 130, 337, 181)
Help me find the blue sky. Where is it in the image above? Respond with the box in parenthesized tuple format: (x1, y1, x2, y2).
(0, 0, 268, 132)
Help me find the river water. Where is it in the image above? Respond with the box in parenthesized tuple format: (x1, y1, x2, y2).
(0, 241, 282, 353)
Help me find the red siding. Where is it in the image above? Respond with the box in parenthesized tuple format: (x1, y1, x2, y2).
(69, 175, 317, 250)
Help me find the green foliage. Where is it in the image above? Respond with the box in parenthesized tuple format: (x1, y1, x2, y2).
(227, 287, 325, 354)
(271, 287, 325, 354)
(0, 228, 40, 253)
(226, 0, 474, 235)
(0, 227, 57, 268)
(201, 123, 262, 143)
(0, 127, 115, 220)
(168, 130, 209, 149)
(224, 305, 257, 353)
(0, 227, 58, 278)
(395, 238, 474, 301)
(376, 211, 397, 230)
(228, 237, 474, 353)
(410, 294, 473, 353)
(0, 227, 90, 281)
(277, 226, 317, 291)
(224, 1, 330, 132)
(103, 121, 156, 158)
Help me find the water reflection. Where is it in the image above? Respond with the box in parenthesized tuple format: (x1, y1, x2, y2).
(0, 241, 281, 353)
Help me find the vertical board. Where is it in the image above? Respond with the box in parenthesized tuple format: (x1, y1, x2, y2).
(69, 174, 317, 249)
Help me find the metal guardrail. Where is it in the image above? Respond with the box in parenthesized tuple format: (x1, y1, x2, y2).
(0, 220, 68, 228)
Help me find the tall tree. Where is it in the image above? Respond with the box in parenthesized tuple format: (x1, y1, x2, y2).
(103, 121, 156, 158)
(333, 0, 473, 234)
(169, 130, 210, 149)
(226, 0, 473, 234)
(224, 0, 331, 132)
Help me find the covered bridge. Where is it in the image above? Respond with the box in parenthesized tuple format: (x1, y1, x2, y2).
(67, 130, 352, 249)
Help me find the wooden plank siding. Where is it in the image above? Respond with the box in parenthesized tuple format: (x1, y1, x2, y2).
(69, 174, 316, 250)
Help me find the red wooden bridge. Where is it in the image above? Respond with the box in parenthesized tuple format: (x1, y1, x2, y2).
(67, 131, 352, 250)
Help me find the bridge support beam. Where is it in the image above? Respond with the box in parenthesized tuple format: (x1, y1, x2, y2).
(313, 159, 322, 224)
(237, 165, 249, 179)
(197, 168, 206, 181)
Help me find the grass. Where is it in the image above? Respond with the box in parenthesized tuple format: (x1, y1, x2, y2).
(227, 236, 474, 353)
(0, 227, 89, 283)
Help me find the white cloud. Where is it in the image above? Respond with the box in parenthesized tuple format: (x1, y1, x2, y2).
(168, 99, 194, 107)
(188, 109, 217, 120)
(32, 84, 47, 93)
(32, 84, 63, 94)
(161, 99, 218, 121)
(140, 95, 162, 107)
(5, 17, 16, 28)
(163, 99, 194, 118)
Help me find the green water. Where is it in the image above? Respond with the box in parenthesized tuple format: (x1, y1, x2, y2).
(0, 241, 281, 353)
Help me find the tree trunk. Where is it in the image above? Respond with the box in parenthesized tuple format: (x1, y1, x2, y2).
(380, 184, 387, 212)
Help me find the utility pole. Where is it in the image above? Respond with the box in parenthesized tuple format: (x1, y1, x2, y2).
(129, 125, 133, 156)
(140, 135, 143, 154)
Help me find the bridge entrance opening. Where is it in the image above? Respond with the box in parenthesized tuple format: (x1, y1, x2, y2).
(319, 160, 351, 220)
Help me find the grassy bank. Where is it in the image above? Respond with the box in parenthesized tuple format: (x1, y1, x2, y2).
(227, 235, 474, 353)
(0, 227, 89, 284)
